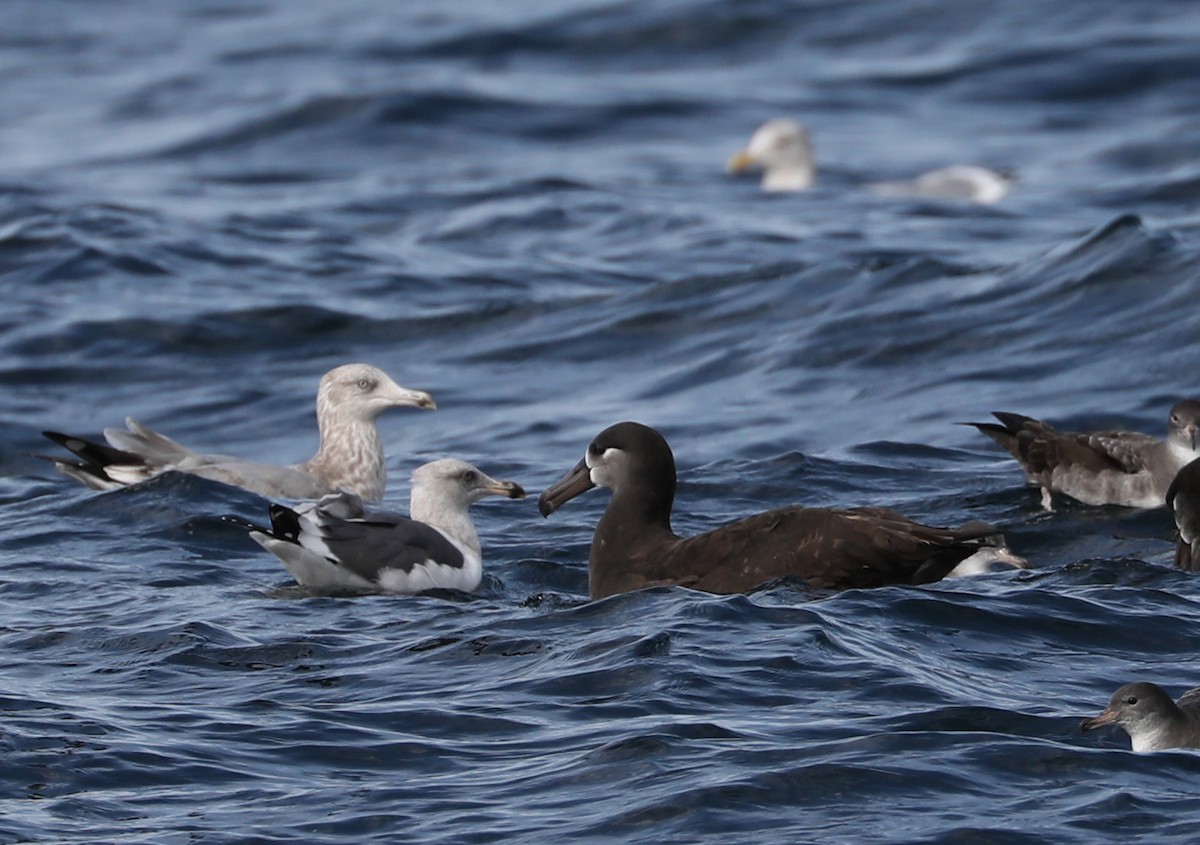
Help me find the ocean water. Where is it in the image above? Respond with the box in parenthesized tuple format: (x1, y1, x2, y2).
(3, 0, 1200, 842)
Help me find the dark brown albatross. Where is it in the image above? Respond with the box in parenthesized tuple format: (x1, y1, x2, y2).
(538, 421, 1019, 600)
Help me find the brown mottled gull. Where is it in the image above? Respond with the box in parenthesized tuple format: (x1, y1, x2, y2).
(40, 363, 435, 502)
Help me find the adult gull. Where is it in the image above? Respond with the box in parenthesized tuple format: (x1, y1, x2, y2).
(40, 363, 435, 502)
(1082, 682, 1200, 752)
(727, 118, 816, 192)
(247, 458, 525, 594)
(538, 421, 1022, 600)
(727, 118, 1011, 203)
(968, 400, 1200, 509)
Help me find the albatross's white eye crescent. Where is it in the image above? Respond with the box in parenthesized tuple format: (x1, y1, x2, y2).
(588, 447, 624, 488)
(585, 446, 619, 469)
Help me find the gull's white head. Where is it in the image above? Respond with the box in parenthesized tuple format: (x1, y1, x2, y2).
(728, 119, 816, 192)
(317, 363, 436, 422)
(411, 459, 526, 513)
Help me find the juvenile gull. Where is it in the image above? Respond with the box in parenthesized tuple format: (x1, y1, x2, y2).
(968, 400, 1200, 509)
(727, 118, 816, 192)
(872, 165, 1014, 205)
(538, 421, 1020, 600)
(247, 459, 525, 594)
(40, 363, 435, 502)
(1081, 682, 1200, 752)
(1166, 457, 1200, 572)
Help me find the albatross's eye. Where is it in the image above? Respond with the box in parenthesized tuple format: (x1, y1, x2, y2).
(1125, 696, 1139, 706)
(589, 442, 603, 456)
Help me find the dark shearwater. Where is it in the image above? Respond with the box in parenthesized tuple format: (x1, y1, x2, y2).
(1166, 457, 1200, 572)
(247, 459, 524, 593)
(1081, 682, 1200, 752)
(39, 363, 435, 502)
(968, 400, 1200, 509)
(537, 421, 1019, 600)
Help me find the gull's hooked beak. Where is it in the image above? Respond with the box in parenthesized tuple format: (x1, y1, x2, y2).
(484, 478, 526, 499)
(727, 149, 756, 174)
(392, 386, 436, 410)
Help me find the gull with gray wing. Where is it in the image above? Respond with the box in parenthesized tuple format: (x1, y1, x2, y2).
(968, 400, 1200, 509)
(39, 363, 435, 502)
(247, 459, 525, 594)
(871, 165, 1013, 205)
(727, 118, 1011, 203)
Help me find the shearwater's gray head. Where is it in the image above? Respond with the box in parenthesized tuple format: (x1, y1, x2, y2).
(728, 118, 816, 192)
(1167, 400, 1200, 453)
(317, 363, 436, 423)
(1081, 682, 1185, 750)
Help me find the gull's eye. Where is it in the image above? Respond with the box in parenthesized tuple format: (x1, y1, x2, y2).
(357, 378, 372, 390)
(1172, 414, 1181, 424)
(461, 470, 478, 483)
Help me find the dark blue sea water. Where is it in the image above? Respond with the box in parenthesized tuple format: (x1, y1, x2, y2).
(4, 1, 1200, 841)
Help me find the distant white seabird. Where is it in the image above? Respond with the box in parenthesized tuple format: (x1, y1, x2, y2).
(727, 118, 817, 192)
(248, 459, 525, 594)
(40, 363, 435, 502)
(728, 118, 1012, 204)
(872, 164, 1014, 205)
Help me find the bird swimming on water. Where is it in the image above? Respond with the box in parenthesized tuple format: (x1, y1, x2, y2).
(1081, 682, 1200, 752)
(727, 118, 817, 192)
(538, 421, 1021, 600)
(968, 400, 1200, 509)
(728, 118, 1012, 203)
(246, 458, 525, 594)
(39, 363, 435, 502)
(871, 165, 1014, 205)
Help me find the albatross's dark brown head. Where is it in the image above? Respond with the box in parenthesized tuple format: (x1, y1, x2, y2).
(537, 421, 676, 519)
